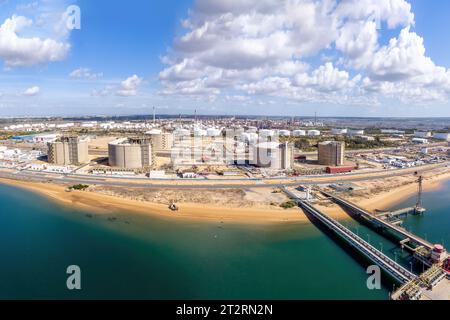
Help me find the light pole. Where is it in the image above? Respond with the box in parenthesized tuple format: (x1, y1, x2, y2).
(410, 261, 413, 273)
(367, 234, 371, 244)
(394, 252, 398, 263)
(380, 242, 383, 253)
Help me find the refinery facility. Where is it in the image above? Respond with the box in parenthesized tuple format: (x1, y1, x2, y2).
(0, 115, 449, 180)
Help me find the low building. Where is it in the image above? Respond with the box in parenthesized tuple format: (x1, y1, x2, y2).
(318, 141, 345, 166)
(381, 129, 405, 135)
(326, 166, 355, 174)
(412, 138, 429, 144)
(108, 137, 154, 169)
(47, 136, 89, 165)
(433, 133, 450, 141)
(149, 170, 167, 179)
(33, 134, 58, 144)
(415, 131, 432, 138)
(360, 135, 375, 142)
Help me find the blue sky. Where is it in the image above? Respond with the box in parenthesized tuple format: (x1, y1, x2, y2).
(0, 0, 450, 117)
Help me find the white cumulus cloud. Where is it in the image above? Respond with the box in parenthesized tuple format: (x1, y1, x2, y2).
(159, 0, 450, 106)
(70, 68, 103, 80)
(23, 86, 40, 96)
(116, 75, 143, 97)
(0, 15, 70, 67)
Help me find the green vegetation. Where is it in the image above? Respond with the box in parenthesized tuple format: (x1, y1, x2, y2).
(280, 201, 297, 209)
(281, 135, 394, 152)
(334, 136, 394, 150)
(69, 184, 90, 191)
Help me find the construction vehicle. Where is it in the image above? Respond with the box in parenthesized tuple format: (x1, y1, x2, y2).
(169, 202, 179, 212)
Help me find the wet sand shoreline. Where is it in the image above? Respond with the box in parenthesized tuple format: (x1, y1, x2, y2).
(1, 172, 449, 225)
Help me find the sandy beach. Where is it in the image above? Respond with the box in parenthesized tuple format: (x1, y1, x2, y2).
(0, 178, 317, 224)
(1, 170, 450, 225)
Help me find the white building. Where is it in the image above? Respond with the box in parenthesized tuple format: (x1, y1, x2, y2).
(412, 138, 429, 144)
(33, 134, 58, 144)
(381, 129, 405, 135)
(360, 136, 375, 142)
(149, 170, 167, 179)
(433, 133, 450, 141)
(415, 131, 432, 138)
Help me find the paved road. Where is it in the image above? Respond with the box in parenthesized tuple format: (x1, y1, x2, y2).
(0, 162, 447, 190)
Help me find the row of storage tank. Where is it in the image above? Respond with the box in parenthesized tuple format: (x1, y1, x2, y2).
(171, 127, 368, 138)
(172, 128, 323, 138)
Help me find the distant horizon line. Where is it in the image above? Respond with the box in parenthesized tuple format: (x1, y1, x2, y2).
(2, 113, 450, 120)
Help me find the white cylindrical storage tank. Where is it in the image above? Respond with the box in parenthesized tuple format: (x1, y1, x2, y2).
(347, 129, 364, 136)
(108, 138, 152, 169)
(307, 130, 321, 136)
(246, 127, 258, 134)
(240, 132, 250, 142)
(145, 129, 162, 135)
(207, 128, 222, 137)
(174, 128, 191, 137)
(241, 132, 259, 144)
(253, 142, 280, 169)
(259, 129, 275, 137)
(279, 130, 291, 137)
(293, 130, 306, 137)
(331, 128, 348, 135)
(194, 128, 207, 137)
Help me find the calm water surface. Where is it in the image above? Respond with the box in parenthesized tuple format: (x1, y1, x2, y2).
(1, 181, 448, 300)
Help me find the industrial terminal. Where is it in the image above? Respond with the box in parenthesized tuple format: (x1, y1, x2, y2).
(1, 114, 450, 301)
(0, 115, 449, 180)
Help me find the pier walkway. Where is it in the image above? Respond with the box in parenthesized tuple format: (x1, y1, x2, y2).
(320, 191, 435, 251)
(282, 188, 417, 285)
(282, 187, 449, 300)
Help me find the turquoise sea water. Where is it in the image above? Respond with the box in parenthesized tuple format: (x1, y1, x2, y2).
(0, 181, 448, 300)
